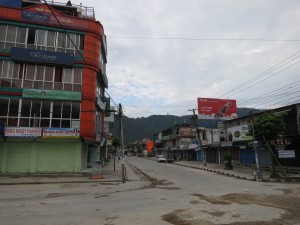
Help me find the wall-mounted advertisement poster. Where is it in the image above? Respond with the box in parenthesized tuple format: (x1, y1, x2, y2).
(227, 125, 253, 142)
(197, 98, 238, 120)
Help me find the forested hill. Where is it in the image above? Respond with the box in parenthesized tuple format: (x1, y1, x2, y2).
(112, 108, 263, 145)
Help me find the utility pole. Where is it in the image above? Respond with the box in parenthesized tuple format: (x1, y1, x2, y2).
(118, 103, 126, 183)
(250, 111, 262, 181)
(189, 109, 206, 166)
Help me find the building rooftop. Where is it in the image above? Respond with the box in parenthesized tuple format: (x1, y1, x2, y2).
(22, 0, 95, 19)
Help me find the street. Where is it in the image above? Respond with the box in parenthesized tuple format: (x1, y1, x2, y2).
(1, 157, 300, 225)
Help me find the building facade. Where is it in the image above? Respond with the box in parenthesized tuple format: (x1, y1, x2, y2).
(0, 0, 108, 173)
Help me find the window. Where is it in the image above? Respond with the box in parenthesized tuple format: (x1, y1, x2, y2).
(36, 29, 47, 49)
(2, 61, 13, 78)
(27, 28, 36, 46)
(16, 27, 27, 48)
(54, 66, 63, 82)
(72, 102, 80, 119)
(63, 67, 73, 83)
(41, 101, 51, 117)
(35, 65, 44, 81)
(21, 99, 31, 117)
(25, 64, 35, 80)
(6, 25, 17, 42)
(62, 102, 71, 118)
(9, 99, 19, 117)
(73, 68, 82, 83)
(52, 101, 62, 119)
(0, 98, 9, 116)
(0, 25, 7, 42)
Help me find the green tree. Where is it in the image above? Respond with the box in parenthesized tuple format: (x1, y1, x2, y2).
(112, 137, 120, 151)
(253, 112, 287, 178)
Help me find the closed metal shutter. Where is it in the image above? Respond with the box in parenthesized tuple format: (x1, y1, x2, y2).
(36, 142, 76, 172)
(6, 142, 31, 173)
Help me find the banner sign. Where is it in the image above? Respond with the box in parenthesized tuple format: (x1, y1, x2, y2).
(278, 150, 295, 158)
(227, 125, 253, 142)
(20, 5, 88, 28)
(11, 47, 74, 65)
(43, 128, 79, 138)
(178, 127, 195, 137)
(197, 98, 238, 120)
(21, 10, 50, 22)
(23, 89, 81, 101)
(5, 127, 42, 138)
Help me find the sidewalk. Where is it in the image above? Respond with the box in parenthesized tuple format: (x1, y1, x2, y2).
(0, 158, 124, 185)
(173, 160, 300, 182)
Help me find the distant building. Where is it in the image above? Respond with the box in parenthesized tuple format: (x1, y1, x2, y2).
(0, 0, 108, 173)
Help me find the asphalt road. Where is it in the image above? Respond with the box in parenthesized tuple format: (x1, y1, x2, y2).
(0, 157, 300, 225)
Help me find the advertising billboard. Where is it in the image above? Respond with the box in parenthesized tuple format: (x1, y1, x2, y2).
(197, 98, 238, 120)
(227, 125, 253, 142)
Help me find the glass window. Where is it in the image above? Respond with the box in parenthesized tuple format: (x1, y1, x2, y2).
(41, 101, 51, 117)
(36, 29, 46, 46)
(54, 66, 62, 82)
(2, 61, 13, 78)
(61, 120, 70, 128)
(72, 102, 80, 119)
(35, 65, 44, 80)
(6, 25, 17, 42)
(12, 63, 20, 79)
(40, 119, 49, 127)
(66, 33, 76, 49)
(52, 101, 62, 118)
(25, 64, 35, 80)
(57, 32, 66, 48)
(73, 68, 82, 84)
(63, 68, 73, 83)
(27, 28, 36, 45)
(47, 30, 56, 47)
(0, 98, 9, 116)
(51, 119, 60, 128)
(62, 102, 71, 118)
(9, 99, 19, 117)
(0, 25, 7, 41)
(21, 99, 31, 117)
(16, 27, 27, 44)
(45, 66, 54, 81)
(31, 100, 41, 117)
(79, 35, 84, 50)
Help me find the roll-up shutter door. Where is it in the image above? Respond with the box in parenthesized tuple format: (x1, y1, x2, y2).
(6, 142, 31, 173)
(36, 142, 76, 172)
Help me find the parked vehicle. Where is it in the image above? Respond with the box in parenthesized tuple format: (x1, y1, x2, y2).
(156, 155, 167, 163)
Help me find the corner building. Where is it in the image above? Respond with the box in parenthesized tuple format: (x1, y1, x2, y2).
(0, 0, 108, 173)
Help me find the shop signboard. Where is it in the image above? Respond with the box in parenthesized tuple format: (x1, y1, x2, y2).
(278, 150, 295, 158)
(23, 89, 81, 101)
(43, 128, 79, 138)
(4, 127, 42, 138)
(21, 5, 88, 28)
(11, 47, 74, 66)
(227, 125, 253, 142)
(197, 98, 238, 120)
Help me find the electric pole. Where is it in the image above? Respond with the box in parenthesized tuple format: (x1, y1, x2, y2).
(118, 103, 126, 183)
(189, 108, 206, 166)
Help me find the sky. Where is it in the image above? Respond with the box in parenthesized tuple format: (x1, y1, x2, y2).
(71, 0, 300, 118)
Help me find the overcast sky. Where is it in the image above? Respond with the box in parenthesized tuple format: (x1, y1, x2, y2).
(71, 0, 300, 118)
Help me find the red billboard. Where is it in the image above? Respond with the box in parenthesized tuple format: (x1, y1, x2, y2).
(197, 98, 238, 120)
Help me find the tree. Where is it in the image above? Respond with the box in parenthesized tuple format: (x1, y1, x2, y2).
(112, 137, 120, 151)
(253, 112, 287, 178)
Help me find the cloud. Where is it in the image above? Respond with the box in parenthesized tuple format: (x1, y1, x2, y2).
(72, 0, 300, 117)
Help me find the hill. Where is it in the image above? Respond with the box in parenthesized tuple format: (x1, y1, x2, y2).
(112, 108, 263, 145)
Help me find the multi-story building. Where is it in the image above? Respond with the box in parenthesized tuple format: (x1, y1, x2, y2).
(0, 0, 108, 173)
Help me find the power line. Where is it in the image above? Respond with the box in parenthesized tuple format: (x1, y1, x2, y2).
(108, 35, 300, 42)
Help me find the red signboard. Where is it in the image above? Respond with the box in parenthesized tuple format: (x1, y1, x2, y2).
(197, 98, 238, 120)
